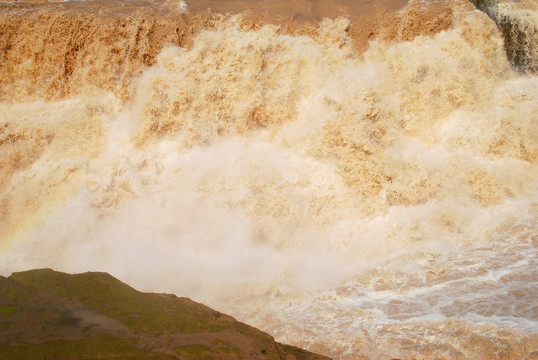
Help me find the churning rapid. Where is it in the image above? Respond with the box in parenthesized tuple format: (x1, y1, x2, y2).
(0, 0, 537, 358)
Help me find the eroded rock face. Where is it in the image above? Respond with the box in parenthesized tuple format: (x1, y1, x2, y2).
(470, 0, 538, 73)
(0, 269, 330, 360)
(496, 1, 538, 73)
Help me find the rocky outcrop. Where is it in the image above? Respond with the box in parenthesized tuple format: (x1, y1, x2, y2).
(469, 0, 537, 73)
(0, 269, 331, 359)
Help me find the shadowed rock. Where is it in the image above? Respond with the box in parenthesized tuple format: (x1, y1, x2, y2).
(0, 269, 331, 360)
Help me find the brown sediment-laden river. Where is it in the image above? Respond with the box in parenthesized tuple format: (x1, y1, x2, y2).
(0, 0, 537, 358)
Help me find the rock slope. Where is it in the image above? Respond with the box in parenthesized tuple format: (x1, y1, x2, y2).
(0, 269, 331, 359)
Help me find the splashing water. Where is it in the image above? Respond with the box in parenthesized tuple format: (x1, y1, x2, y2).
(0, 0, 537, 358)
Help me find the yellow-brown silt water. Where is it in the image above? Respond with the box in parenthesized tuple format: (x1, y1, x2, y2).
(0, 0, 537, 358)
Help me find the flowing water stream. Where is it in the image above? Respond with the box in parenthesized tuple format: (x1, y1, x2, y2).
(0, 0, 536, 358)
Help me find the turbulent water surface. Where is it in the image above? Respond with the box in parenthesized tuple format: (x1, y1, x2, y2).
(0, 0, 537, 358)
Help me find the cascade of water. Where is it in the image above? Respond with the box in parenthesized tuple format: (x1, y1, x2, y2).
(471, 0, 537, 72)
(0, 0, 537, 358)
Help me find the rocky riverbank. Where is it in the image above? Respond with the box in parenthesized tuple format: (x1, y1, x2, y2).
(0, 269, 331, 359)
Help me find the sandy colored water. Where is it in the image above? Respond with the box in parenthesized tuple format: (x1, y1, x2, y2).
(0, 0, 537, 358)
